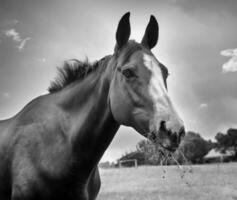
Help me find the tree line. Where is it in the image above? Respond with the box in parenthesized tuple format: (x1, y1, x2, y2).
(116, 128, 237, 167)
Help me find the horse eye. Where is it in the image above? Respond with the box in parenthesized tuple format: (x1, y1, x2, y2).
(122, 68, 135, 78)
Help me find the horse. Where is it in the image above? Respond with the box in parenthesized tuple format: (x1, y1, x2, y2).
(0, 12, 185, 200)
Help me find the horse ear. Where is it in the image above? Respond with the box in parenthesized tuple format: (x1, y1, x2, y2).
(141, 15, 159, 49)
(115, 12, 131, 50)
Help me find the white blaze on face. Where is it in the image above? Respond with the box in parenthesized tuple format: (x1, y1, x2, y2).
(143, 54, 183, 133)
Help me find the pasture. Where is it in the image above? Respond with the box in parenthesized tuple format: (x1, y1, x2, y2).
(97, 163, 237, 200)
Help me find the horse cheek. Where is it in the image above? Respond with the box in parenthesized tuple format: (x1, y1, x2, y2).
(109, 81, 132, 126)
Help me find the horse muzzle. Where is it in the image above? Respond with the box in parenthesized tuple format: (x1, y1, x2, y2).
(150, 121, 185, 152)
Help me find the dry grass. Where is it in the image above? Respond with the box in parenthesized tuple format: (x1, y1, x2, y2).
(97, 163, 237, 200)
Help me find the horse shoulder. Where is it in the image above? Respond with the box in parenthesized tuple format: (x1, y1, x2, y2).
(10, 95, 73, 177)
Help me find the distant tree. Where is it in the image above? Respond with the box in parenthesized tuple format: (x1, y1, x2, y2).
(215, 128, 237, 158)
(136, 140, 163, 165)
(173, 131, 213, 164)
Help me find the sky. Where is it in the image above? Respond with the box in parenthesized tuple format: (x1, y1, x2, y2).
(0, 0, 237, 162)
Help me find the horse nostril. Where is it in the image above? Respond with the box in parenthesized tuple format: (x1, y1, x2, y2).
(170, 133, 178, 143)
(160, 121, 166, 131)
(178, 126, 185, 138)
(167, 129, 172, 136)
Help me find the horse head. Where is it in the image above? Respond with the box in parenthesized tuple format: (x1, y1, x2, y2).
(109, 12, 185, 152)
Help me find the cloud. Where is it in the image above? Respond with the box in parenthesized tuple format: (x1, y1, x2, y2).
(4, 29, 21, 42)
(220, 48, 237, 57)
(199, 103, 208, 109)
(3, 28, 31, 51)
(17, 37, 31, 51)
(220, 48, 237, 73)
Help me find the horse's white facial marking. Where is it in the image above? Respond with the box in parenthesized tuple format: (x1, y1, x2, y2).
(143, 53, 184, 134)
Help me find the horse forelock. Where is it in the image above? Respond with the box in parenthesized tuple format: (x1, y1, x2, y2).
(48, 55, 112, 93)
(115, 40, 144, 65)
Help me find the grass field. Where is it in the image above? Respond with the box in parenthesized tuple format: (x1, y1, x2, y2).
(97, 163, 237, 200)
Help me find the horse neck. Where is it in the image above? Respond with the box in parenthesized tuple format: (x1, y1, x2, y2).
(56, 60, 119, 167)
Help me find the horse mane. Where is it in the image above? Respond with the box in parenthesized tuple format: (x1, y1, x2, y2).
(48, 41, 148, 93)
(48, 56, 111, 93)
